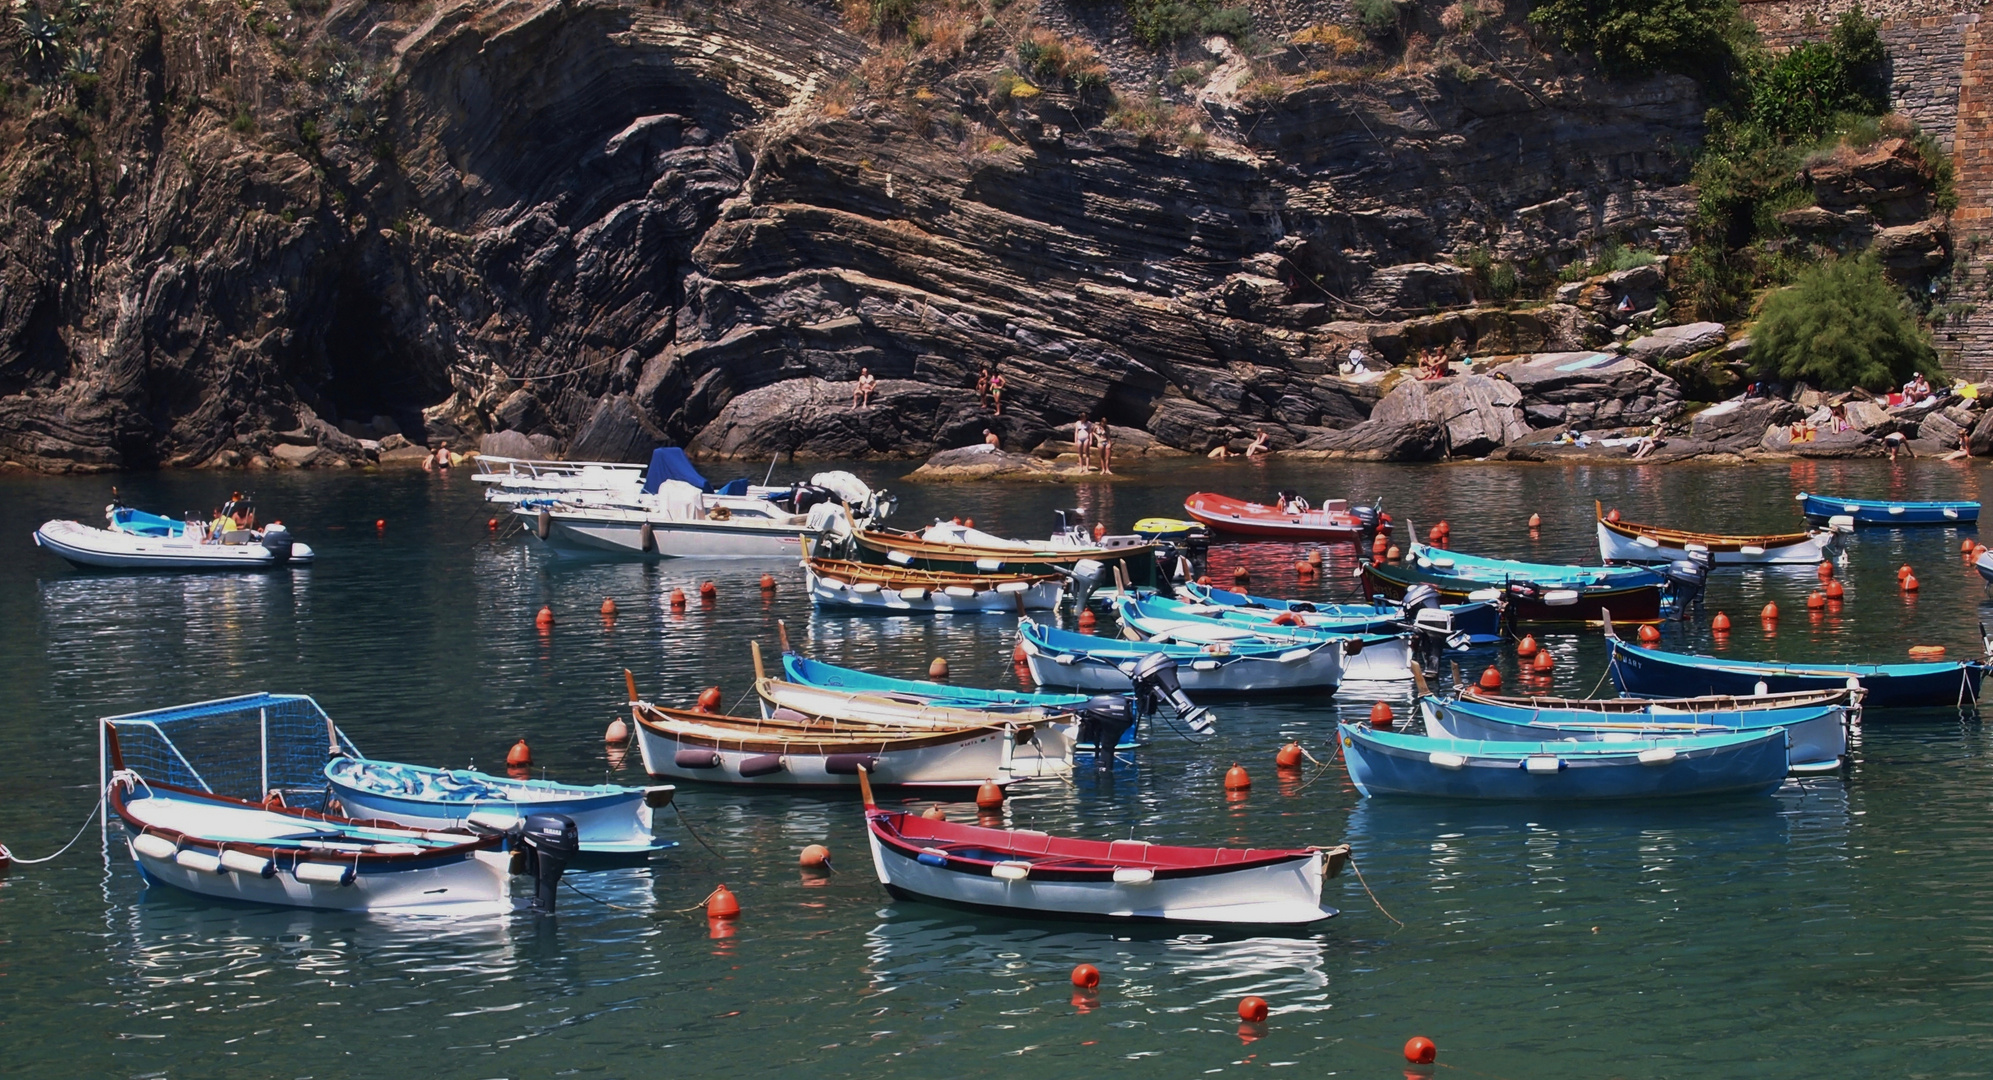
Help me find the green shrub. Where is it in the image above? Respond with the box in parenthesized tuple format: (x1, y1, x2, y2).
(1352, 0, 1401, 36)
(1201, 6, 1252, 39)
(1831, 6, 1887, 112)
(1129, 0, 1208, 47)
(1528, 0, 1741, 78)
(1748, 254, 1937, 390)
(1751, 43, 1848, 141)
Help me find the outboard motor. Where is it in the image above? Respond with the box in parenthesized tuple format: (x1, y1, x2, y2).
(259, 523, 295, 563)
(1075, 695, 1135, 767)
(1662, 555, 1711, 618)
(1351, 504, 1380, 534)
(1182, 525, 1210, 556)
(1069, 558, 1106, 610)
(1130, 652, 1215, 734)
(1398, 582, 1445, 667)
(520, 813, 579, 914)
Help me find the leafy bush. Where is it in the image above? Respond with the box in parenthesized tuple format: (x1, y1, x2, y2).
(1129, 0, 1207, 47)
(1201, 6, 1252, 39)
(1352, 0, 1402, 36)
(1748, 254, 1937, 390)
(1528, 0, 1740, 77)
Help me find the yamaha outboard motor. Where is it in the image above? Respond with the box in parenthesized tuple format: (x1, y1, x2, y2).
(1182, 525, 1210, 556)
(1398, 582, 1445, 666)
(1069, 558, 1106, 610)
(1662, 554, 1711, 618)
(1130, 652, 1215, 734)
(1351, 504, 1380, 534)
(520, 813, 579, 914)
(1075, 695, 1135, 768)
(259, 523, 295, 562)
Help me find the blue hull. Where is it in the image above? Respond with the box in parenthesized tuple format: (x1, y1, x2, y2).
(781, 654, 1140, 750)
(1798, 493, 1980, 526)
(1405, 540, 1665, 589)
(1609, 638, 1984, 709)
(1338, 723, 1789, 801)
(1421, 696, 1847, 770)
(1178, 583, 1504, 643)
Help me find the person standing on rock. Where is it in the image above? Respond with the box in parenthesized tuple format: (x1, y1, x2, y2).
(853, 367, 878, 407)
(976, 367, 992, 409)
(1074, 415, 1094, 471)
(1096, 421, 1114, 475)
(989, 370, 1006, 415)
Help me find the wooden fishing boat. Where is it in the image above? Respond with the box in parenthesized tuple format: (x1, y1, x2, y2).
(856, 767, 1347, 924)
(803, 556, 1064, 613)
(848, 526, 1161, 586)
(1019, 617, 1345, 693)
(1596, 502, 1838, 565)
(1402, 537, 1664, 588)
(1604, 622, 1989, 709)
(1337, 722, 1790, 800)
(1361, 560, 1665, 624)
(1177, 581, 1506, 644)
(1797, 491, 1981, 527)
(1182, 492, 1380, 541)
(1458, 685, 1860, 714)
(1418, 695, 1848, 773)
(1111, 594, 1414, 681)
(782, 651, 1093, 712)
(324, 757, 676, 855)
(106, 725, 511, 914)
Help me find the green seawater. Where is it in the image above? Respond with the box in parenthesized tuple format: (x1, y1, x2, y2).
(1, 457, 1989, 1079)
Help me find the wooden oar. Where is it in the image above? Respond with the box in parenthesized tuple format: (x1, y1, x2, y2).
(624, 668, 640, 704)
(855, 763, 876, 809)
(751, 640, 766, 681)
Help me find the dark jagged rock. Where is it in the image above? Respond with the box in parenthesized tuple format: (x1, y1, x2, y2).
(1496, 352, 1682, 429)
(1290, 420, 1446, 462)
(1690, 397, 1803, 451)
(1368, 375, 1528, 457)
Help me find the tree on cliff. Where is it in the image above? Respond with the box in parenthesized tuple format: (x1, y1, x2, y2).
(1747, 255, 1937, 391)
(1528, 0, 1742, 77)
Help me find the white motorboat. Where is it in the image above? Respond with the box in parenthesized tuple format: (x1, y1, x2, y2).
(474, 456, 646, 503)
(517, 485, 846, 557)
(36, 505, 313, 571)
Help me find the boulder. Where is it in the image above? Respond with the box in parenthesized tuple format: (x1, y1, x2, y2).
(1870, 219, 1948, 271)
(377, 444, 434, 467)
(1494, 352, 1683, 429)
(270, 443, 332, 468)
(904, 446, 1103, 482)
(1969, 411, 1993, 457)
(1554, 263, 1667, 318)
(1761, 425, 1884, 458)
(1689, 396, 1802, 450)
(1349, 263, 1475, 317)
(1288, 420, 1446, 461)
(1625, 322, 1726, 362)
(1369, 374, 1528, 457)
(1146, 396, 1241, 453)
(1809, 138, 1935, 225)
(1912, 408, 1964, 454)
(479, 430, 542, 459)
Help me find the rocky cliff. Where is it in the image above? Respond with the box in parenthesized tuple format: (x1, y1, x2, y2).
(0, 0, 1794, 470)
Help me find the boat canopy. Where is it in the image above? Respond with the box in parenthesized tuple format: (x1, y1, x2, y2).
(641, 448, 710, 494)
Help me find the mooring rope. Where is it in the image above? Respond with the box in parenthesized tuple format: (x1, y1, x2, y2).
(6, 796, 104, 865)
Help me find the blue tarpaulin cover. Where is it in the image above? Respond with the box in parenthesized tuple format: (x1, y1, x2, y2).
(641, 448, 710, 494)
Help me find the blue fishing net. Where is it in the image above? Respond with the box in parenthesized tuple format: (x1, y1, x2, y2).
(102, 693, 360, 811)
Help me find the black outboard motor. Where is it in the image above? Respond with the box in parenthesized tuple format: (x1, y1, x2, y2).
(1398, 582, 1445, 667)
(1351, 504, 1380, 534)
(1662, 554, 1711, 618)
(1182, 525, 1210, 556)
(520, 813, 579, 914)
(259, 523, 295, 562)
(780, 484, 836, 514)
(1076, 695, 1135, 768)
(1130, 652, 1215, 734)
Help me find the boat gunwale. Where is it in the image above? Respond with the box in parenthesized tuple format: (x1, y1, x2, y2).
(1595, 501, 1822, 549)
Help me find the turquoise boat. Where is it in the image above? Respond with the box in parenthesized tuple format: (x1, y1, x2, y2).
(779, 652, 1140, 749)
(1797, 492, 1980, 527)
(1337, 722, 1790, 801)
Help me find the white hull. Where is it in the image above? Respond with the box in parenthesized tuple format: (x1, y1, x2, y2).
(758, 681, 1074, 779)
(327, 785, 661, 854)
(1596, 523, 1834, 565)
(1419, 699, 1848, 772)
(807, 568, 1063, 612)
(634, 719, 1016, 788)
(523, 511, 818, 558)
(36, 521, 314, 570)
(1021, 639, 1342, 693)
(867, 829, 1333, 923)
(1119, 616, 1411, 680)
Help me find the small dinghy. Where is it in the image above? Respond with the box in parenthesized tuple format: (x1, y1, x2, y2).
(1337, 722, 1791, 801)
(1131, 517, 1204, 541)
(856, 767, 1347, 924)
(1605, 619, 1989, 709)
(1177, 581, 1506, 645)
(1597, 502, 1838, 565)
(1182, 492, 1381, 541)
(1110, 593, 1414, 681)
(36, 504, 312, 571)
(803, 555, 1065, 613)
(1798, 491, 1981, 527)
(848, 523, 1162, 587)
(1418, 695, 1849, 774)
(1362, 559, 1666, 624)
(1018, 617, 1343, 695)
(325, 758, 676, 855)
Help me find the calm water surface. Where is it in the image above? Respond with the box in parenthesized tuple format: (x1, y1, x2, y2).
(2, 457, 1991, 1078)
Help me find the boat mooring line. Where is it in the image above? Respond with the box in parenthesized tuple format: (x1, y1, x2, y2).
(6, 796, 103, 865)
(670, 801, 727, 860)
(560, 876, 653, 913)
(1345, 856, 1404, 928)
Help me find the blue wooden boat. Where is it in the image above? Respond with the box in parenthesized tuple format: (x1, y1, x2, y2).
(1797, 492, 1981, 527)
(1337, 722, 1790, 800)
(1176, 582, 1504, 644)
(1110, 593, 1414, 680)
(1363, 559, 1667, 624)
(1606, 627, 1988, 709)
(779, 652, 1140, 751)
(1418, 695, 1847, 773)
(1403, 538, 1665, 589)
(1018, 618, 1344, 694)
(325, 758, 677, 855)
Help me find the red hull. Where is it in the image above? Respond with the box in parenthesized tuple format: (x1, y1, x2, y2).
(1183, 493, 1369, 541)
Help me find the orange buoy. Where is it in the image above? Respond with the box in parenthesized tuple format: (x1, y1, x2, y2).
(1436, 520, 1450, 537)
(964, 518, 974, 529)
(929, 656, 950, 679)
(699, 580, 717, 601)
(1478, 666, 1503, 691)
(1605, 508, 1620, 523)
(1071, 963, 1101, 989)
(1903, 573, 1920, 591)
(922, 804, 947, 820)
(1899, 564, 1914, 580)
(1806, 591, 1825, 609)
(1711, 612, 1732, 632)
(1825, 579, 1845, 599)
(1528, 513, 1541, 528)
(1013, 640, 1028, 663)
(1196, 575, 1211, 586)
(507, 739, 532, 767)
(375, 518, 386, 531)
(669, 588, 687, 609)
(799, 844, 830, 869)
(1295, 560, 1315, 577)
(1372, 534, 1388, 554)
(1276, 742, 1304, 768)
(1271, 611, 1301, 627)
(1077, 607, 1098, 629)
(1638, 624, 1661, 643)
(1909, 645, 1947, 659)
(1238, 996, 1269, 1023)
(1224, 763, 1251, 790)
(760, 573, 777, 592)
(1516, 634, 1539, 658)
(1760, 602, 1778, 621)
(696, 686, 723, 712)
(952, 517, 962, 525)
(600, 597, 618, 617)
(605, 718, 629, 742)
(1404, 1035, 1437, 1064)
(263, 789, 287, 810)
(487, 517, 498, 531)
(1308, 549, 1324, 565)
(1532, 649, 1554, 672)
(1385, 545, 1401, 561)
(535, 605, 555, 628)
(706, 884, 741, 919)
(975, 782, 1004, 809)
(1232, 567, 1250, 583)
(1093, 522, 1107, 541)
(1427, 526, 1443, 544)
(1966, 539, 1977, 553)
(1369, 701, 1394, 728)
(1818, 560, 1835, 580)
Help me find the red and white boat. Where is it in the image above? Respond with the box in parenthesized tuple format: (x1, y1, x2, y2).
(857, 769, 1347, 924)
(1182, 493, 1380, 541)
